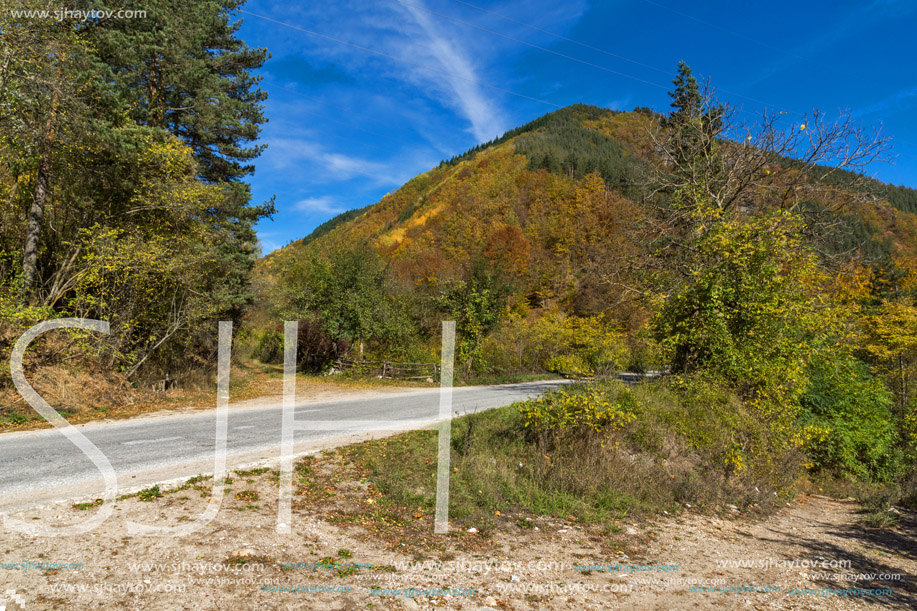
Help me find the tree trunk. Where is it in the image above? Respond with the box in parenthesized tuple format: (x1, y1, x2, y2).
(22, 150, 51, 304)
(22, 89, 58, 306)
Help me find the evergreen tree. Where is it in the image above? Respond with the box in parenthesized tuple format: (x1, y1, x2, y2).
(0, 3, 119, 303)
(0, 0, 275, 373)
(88, 0, 269, 184)
(668, 60, 701, 122)
(87, 0, 275, 315)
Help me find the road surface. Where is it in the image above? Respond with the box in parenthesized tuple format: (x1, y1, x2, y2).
(0, 380, 564, 510)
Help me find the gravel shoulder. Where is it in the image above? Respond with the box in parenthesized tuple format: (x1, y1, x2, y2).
(3, 469, 915, 610)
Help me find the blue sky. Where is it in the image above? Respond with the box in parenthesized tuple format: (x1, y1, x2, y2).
(235, 0, 917, 255)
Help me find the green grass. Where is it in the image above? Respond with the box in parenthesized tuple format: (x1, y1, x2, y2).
(114, 469, 278, 504)
(138, 485, 163, 502)
(73, 499, 104, 511)
(2, 412, 38, 426)
(855, 486, 902, 529)
(858, 509, 898, 528)
(339, 396, 652, 531)
(234, 467, 270, 476)
(322, 378, 799, 537)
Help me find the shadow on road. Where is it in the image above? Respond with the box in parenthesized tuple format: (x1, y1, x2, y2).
(752, 508, 917, 608)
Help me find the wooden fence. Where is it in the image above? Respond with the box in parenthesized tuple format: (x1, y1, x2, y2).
(335, 358, 439, 381)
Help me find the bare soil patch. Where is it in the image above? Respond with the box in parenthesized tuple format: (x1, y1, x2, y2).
(2, 459, 915, 610)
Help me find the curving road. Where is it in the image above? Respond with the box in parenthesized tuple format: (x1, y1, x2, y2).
(0, 380, 564, 511)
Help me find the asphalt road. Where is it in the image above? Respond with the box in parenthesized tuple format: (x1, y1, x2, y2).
(0, 380, 564, 509)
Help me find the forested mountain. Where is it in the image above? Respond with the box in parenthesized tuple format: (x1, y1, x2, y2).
(264, 103, 917, 293)
(257, 102, 917, 375)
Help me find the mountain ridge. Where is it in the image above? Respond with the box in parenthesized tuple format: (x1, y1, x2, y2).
(258, 104, 917, 305)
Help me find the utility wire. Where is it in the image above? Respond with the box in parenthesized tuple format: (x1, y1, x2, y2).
(640, 0, 805, 60)
(449, 0, 671, 76)
(242, 6, 910, 170)
(262, 75, 417, 148)
(237, 9, 563, 109)
(447, 0, 805, 115)
(391, 0, 668, 90)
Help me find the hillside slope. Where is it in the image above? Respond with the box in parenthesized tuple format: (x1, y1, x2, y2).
(257, 104, 917, 327)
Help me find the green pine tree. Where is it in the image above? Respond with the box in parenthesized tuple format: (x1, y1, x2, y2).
(668, 60, 702, 122)
(88, 0, 270, 184)
(87, 0, 275, 316)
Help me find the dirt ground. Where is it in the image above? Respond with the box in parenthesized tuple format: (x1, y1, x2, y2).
(2, 463, 914, 610)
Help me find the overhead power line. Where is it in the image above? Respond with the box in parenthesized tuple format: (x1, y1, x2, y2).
(237, 9, 563, 109)
(447, 0, 804, 116)
(391, 0, 668, 90)
(448, 0, 671, 76)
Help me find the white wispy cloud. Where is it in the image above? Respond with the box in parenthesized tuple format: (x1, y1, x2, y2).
(856, 86, 917, 118)
(261, 137, 401, 184)
(397, 0, 506, 142)
(293, 196, 344, 214)
(255, 230, 284, 256)
(607, 96, 633, 111)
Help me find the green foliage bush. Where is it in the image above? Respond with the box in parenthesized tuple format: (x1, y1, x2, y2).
(374, 379, 802, 526)
(543, 354, 592, 376)
(479, 309, 627, 376)
(520, 379, 802, 510)
(251, 327, 284, 364)
(798, 356, 901, 481)
(439, 264, 507, 373)
(654, 375, 802, 483)
(285, 244, 412, 355)
(520, 385, 637, 437)
(651, 210, 826, 442)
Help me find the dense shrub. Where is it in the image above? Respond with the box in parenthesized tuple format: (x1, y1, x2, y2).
(798, 356, 901, 481)
(251, 327, 283, 364)
(511, 380, 801, 515)
(480, 310, 627, 376)
(650, 211, 825, 443)
(297, 318, 350, 373)
(520, 385, 637, 439)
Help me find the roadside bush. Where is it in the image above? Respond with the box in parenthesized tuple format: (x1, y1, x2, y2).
(521, 385, 636, 440)
(543, 354, 591, 377)
(513, 379, 800, 516)
(348, 378, 803, 531)
(251, 327, 283, 364)
(798, 355, 901, 481)
(650, 211, 825, 440)
(297, 318, 350, 373)
(532, 311, 627, 376)
(478, 309, 628, 376)
(478, 312, 533, 373)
